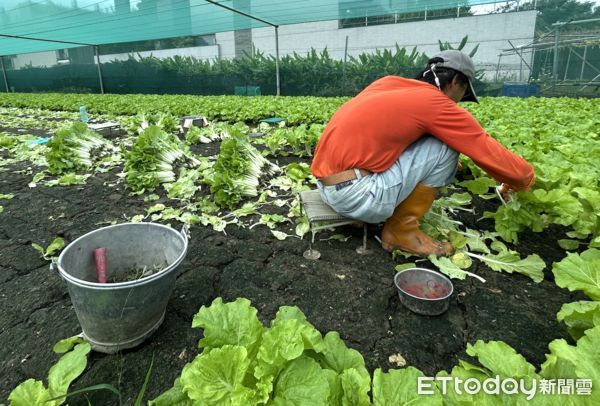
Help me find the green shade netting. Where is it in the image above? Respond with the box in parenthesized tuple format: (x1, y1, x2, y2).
(1, 0, 498, 56)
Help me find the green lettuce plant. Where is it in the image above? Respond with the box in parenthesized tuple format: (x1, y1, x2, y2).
(203, 129, 279, 208)
(124, 125, 199, 194)
(152, 298, 439, 405)
(552, 248, 600, 340)
(465, 97, 600, 248)
(552, 248, 600, 300)
(46, 122, 118, 175)
(8, 336, 91, 406)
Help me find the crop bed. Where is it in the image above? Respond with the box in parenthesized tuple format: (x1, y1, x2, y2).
(0, 95, 599, 405)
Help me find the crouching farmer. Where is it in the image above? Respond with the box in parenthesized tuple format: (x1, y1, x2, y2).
(310, 50, 534, 256)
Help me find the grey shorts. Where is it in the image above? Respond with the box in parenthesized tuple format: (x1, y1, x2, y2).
(317, 136, 459, 223)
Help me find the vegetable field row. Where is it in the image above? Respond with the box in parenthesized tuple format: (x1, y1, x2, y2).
(0, 95, 599, 404)
(0, 93, 346, 125)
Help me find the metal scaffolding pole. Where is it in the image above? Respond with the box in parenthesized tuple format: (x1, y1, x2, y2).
(553, 17, 600, 27)
(552, 27, 560, 82)
(94, 46, 105, 94)
(563, 48, 572, 81)
(530, 47, 536, 81)
(550, 17, 600, 85)
(0, 33, 92, 47)
(580, 46, 588, 81)
(1, 56, 9, 93)
(495, 54, 501, 82)
(581, 73, 600, 90)
(507, 40, 532, 74)
(344, 36, 349, 64)
(568, 47, 600, 77)
(275, 26, 280, 96)
(501, 35, 600, 53)
(519, 48, 523, 81)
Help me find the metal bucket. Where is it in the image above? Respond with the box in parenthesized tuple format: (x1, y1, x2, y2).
(394, 268, 453, 316)
(54, 223, 189, 353)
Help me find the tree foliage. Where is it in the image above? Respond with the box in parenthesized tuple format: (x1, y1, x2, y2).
(497, 0, 600, 32)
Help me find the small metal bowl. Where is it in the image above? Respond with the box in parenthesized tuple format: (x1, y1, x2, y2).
(394, 268, 454, 316)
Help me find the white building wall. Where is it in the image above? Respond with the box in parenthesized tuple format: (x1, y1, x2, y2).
(215, 32, 237, 59)
(12, 51, 59, 69)
(98, 45, 220, 63)
(9, 11, 536, 81)
(221, 11, 537, 80)
(11, 45, 221, 68)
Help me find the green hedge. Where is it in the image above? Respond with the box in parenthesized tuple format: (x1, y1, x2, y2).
(6, 47, 430, 96)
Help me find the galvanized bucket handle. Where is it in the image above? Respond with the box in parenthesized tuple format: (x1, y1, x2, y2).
(50, 225, 190, 272)
(180, 224, 190, 244)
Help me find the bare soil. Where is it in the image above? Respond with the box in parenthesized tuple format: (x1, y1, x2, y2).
(0, 127, 580, 405)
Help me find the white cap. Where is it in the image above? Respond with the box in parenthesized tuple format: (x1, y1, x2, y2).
(432, 50, 479, 103)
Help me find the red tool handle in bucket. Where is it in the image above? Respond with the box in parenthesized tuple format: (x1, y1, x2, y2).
(93, 248, 107, 283)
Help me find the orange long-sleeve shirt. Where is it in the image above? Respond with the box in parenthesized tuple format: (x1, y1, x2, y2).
(311, 76, 534, 191)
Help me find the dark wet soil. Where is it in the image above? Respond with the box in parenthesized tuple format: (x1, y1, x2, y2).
(0, 128, 579, 405)
(0, 126, 52, 138)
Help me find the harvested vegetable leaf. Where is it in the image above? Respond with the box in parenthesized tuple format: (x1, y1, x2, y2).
(271, 230, 290, 240)
(32, 237, 65, 261)
(124, 125, 199, 193)
(465, 248, 545, 283)
(46, 122, 118, 175)
(45, 173, 89, 187)
(163, 167, 203, 200)
(204, 128, 279, 208)
(394, 263, 417, 272)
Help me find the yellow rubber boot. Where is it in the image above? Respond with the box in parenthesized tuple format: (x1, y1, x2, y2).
(381, 183, 453, 256)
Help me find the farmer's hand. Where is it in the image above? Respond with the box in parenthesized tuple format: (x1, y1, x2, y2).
(497, 183, 514, 204)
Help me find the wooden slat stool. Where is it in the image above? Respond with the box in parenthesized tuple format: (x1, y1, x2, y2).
(299, 190, 372, 260)
(88, 122, 120, 137)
